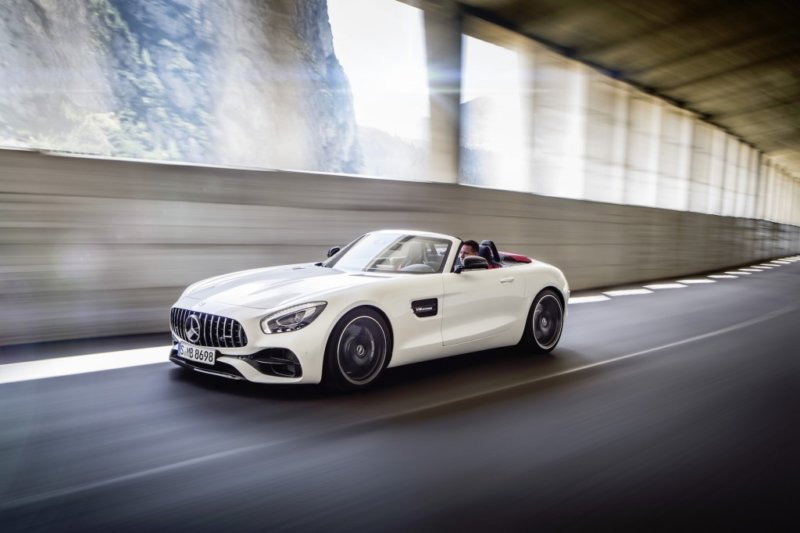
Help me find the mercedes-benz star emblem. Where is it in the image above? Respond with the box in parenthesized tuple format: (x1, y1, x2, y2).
(184, 315, 201, 344)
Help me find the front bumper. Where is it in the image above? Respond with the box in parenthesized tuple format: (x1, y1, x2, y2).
(170, 343, 308, 383)
(169, 298, 330, 384)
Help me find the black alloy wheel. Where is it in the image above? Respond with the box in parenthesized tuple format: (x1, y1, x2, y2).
(324, 307, 391, 391)
(521, 289, 564, 353)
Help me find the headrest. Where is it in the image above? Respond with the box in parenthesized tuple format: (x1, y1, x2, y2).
(479, 240, 501, 263)
(478, 244, 494, 262)
(404, 240, 425, 263)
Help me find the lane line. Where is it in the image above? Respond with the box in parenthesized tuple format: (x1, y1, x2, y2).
(0, 347, 170, 385)
(643, 283, 686, 290)
(0, 442, 282, 512)
(2, 301, 798, 513)
(603, 289, 652, 296)
(403, 303, 800, 416)
(0, 259, 793, 384)
(569, 295, 610, 304)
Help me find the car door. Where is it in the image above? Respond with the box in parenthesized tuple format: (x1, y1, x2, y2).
(379, 274, 445, 366)
(441, 267, 526, 346)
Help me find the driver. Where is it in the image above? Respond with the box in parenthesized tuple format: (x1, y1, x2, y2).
(456, 239, 480, 267)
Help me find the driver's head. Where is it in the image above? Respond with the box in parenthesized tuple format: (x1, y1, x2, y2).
(459, 240, 479, 258)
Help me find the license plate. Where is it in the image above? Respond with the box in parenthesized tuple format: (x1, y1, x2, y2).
(177, 342, 216, 365)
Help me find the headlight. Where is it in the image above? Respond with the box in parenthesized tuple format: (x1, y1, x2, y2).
(260, 302, 327, 334)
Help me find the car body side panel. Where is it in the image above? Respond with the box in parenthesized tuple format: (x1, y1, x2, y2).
(522, 264, 569, 299)
(441, 268, 527, 346)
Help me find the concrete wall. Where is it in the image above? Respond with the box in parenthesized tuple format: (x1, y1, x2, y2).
(2, 149, 798, 345)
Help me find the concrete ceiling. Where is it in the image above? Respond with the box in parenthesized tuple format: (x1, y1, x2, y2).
(457, 0, 800, 176)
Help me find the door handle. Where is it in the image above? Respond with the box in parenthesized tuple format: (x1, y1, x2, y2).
(500, 277, 515, 284)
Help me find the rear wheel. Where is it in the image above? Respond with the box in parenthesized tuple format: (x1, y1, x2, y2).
(521, 289, 564, 353)
(324, 307, 391, 391)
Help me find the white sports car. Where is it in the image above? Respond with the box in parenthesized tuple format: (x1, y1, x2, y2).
(169, 230, 569, 390)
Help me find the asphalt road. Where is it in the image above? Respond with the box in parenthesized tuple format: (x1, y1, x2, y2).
(1, 262, 799, 531)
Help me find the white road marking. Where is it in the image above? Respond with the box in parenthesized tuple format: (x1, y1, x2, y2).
(603, 289, 653, 296)
(2, 301, 797, 513)
(643, 283, 687, 290)
(755, 265, 774, 269)
(569, 295, 610, 304)
(0, 346, 170, 385)
(0, 441, 279, 512)
(1, 256, 791, 386)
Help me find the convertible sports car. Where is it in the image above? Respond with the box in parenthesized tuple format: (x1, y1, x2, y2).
(169, 230, 569, 390)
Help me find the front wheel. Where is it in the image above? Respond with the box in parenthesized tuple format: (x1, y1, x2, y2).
(520, 289, 564, 354)
(323, 307, 391, 391)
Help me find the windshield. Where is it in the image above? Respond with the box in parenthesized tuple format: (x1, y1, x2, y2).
(324, 233, 452, 274)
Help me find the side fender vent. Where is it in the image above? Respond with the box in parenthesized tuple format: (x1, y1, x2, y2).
(411, 298, 438, 318)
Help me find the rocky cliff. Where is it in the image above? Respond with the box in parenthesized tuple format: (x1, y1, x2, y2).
(0, 0, 361, 172)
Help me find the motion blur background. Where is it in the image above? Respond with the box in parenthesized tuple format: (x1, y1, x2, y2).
(2, 2, 800, 531)
(1, 0, 799, 344)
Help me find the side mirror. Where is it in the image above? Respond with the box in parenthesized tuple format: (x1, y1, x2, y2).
(455, 255, 489, 273)
(327, 246, 342, 258)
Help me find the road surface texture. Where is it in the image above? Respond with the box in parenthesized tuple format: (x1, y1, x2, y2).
(1, 261, 799, 531)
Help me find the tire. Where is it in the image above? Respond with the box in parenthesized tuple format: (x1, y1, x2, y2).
(323, 307, 391, 391)
(520, 289, 564, 354)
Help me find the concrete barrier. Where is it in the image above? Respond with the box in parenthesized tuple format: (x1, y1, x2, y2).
(1, 149, 798, 345)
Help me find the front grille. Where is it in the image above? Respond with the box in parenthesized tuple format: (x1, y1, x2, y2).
(170, 307, 248, 348)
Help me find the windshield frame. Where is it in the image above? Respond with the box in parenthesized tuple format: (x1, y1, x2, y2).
(322, 232, 454, 275)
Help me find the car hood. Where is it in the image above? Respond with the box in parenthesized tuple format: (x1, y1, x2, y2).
(181, 264, 385, 310)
